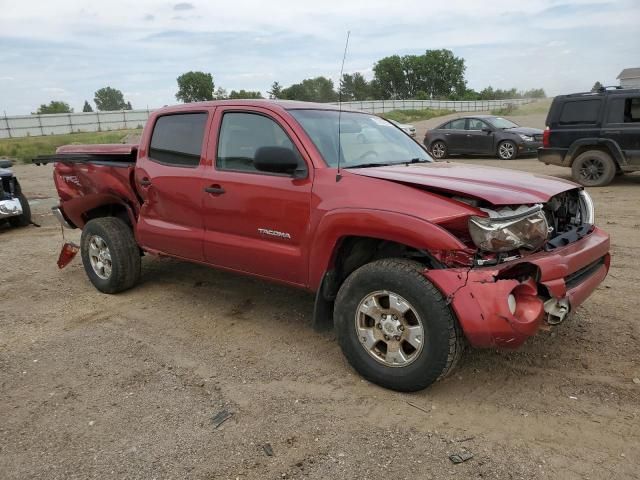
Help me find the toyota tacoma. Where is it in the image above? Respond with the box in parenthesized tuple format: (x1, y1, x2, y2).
(35, 100, 611, 392)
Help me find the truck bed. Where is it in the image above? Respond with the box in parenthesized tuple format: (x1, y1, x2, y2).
(35, 144, 141, 228)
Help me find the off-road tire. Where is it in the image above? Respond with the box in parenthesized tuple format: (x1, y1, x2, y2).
(497, 140, 517, 160)
(334, 258, 463, 392)
(7, 193, 31, 227)
(81, 217, 141, 294)
(572, 150, 617, 187)
(430, 141, 448, 159)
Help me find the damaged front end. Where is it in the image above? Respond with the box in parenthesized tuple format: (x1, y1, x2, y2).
(427, 189, 610, 348)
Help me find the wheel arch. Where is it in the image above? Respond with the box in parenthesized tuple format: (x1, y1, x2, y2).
(63, 194, 137, 229)
(309, 208, 468, 331)
(566, 139, 625, 168)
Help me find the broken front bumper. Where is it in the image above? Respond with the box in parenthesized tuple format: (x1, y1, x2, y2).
(0, 197, 23, 218)
(425, 227, 610, 348)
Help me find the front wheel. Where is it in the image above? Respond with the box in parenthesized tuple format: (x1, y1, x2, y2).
(334, 258, 463, 392)
(80, 217, 141, 294)
(497, 140, 517, 160)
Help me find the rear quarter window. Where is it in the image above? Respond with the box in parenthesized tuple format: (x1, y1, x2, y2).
(558, 99, 602, 125)
(149, 113, 208, 167)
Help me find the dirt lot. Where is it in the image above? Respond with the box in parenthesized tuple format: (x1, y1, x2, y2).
(1, 111, 639, 479)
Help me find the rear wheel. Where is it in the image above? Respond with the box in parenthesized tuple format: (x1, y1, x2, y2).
(497, 140, 517, 160)
(334, 258, 463, 392)
(430, 141, 447, 159)
(81, 217, 141, 294)
(571, 150, 616, 187)
(7, 193, 31, 227)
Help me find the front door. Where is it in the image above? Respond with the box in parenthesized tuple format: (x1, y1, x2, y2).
(443, 118, 467, 153)
(135, 111, 212, 261)
(201, 107, 313, 286)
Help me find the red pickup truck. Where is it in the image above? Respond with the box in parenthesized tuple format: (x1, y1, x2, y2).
(38, 100, 610, 391)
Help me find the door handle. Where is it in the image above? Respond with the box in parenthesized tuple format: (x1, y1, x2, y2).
(139, 177, 152, 186)
(204, 185, 225, 195)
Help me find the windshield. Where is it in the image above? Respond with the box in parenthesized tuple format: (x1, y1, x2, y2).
(289, 109, 431, 168)
(487, 117, 519, 129)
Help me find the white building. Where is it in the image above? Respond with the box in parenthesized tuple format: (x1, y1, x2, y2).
(617, 68, 640, 89)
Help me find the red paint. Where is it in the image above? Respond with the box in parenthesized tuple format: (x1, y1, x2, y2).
(426, 227, 610, 348)
(51, 100, 611, 349)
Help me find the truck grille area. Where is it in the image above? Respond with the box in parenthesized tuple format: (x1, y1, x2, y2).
(565, 256, 606, 289)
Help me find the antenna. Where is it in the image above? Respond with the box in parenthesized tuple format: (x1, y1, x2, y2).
(336, 30, 350, 182)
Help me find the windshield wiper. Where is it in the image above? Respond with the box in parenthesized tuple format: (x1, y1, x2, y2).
(345, 162, 393, 169)
(346, 158, 431, 169)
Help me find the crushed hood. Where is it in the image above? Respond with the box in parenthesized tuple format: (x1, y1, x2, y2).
(348, 162, 579, 205)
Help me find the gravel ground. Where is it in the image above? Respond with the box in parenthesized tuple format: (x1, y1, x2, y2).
(1, 109, 639, 479)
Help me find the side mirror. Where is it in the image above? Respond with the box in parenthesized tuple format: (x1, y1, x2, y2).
(254, 146, 301, 176)
(482, 127, 493, 134)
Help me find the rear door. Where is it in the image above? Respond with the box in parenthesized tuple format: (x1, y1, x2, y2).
(550, 98, 603, 148)
(135, 111, 212, 260)
(442, 118, 467, 153)
(602, 95, 640, 166)
(464, 118, 494, 154)
(200, 107, 313, 286)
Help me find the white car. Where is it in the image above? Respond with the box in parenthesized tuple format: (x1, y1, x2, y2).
(388, 119, 416, 137)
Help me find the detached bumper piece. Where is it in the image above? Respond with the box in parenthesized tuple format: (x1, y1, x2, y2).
(0, 197, 23, 219)
(425, 227, 610, 348)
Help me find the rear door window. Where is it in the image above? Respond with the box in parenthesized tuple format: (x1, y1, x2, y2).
(559, 99, 602, 125)
(446, 119, 466, 129)
(605, 97, 640, 124)
(149, 113, 208, 167)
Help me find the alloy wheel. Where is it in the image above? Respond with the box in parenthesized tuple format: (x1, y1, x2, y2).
(355, 290, 425, 367)
(579, 157, 605, 182)
(88, 235, 112, 280)
(498, 142, 515, 159)
(431, 142, 446, 159)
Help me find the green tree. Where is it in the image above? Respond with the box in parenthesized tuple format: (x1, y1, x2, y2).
(175, 71, 215, 102)
(280, 76, 338, 102)
(35, 101, 73, 114)
(523, 88, 546, 98)
(340, 72, 371, 101)
(125, 101, 133, 110)
(268, 82, 283, 99)
(94, 87, 128, 111)
(82, 100, 93, 112)
(372, 55, 407, 99)
(228, 89, 264, 99)
(372, 49, 466, 99)
(591, 81, 603, 92)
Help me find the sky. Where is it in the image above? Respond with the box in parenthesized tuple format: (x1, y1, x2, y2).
(0, 0, 639, 115)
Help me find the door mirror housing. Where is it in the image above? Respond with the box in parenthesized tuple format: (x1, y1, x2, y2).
(254, 146, 301, 175)
(482, 127, 493, 134)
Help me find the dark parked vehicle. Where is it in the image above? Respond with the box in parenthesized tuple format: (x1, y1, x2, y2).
(424, 115, 543, 160)
(0, 159, 31, 228)
(538, 88, 640, 186)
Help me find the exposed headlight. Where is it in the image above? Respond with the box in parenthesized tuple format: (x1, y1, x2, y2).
(469, 205, 550, 253)
(518, 134, 534, 142)
(578, 190, 595, 224)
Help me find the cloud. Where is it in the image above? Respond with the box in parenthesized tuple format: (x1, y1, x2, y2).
(0, 0, 638, 114)
(173, 2, 194, 11)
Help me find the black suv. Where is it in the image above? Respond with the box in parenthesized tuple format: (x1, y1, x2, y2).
(538, 88, 640, 186)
